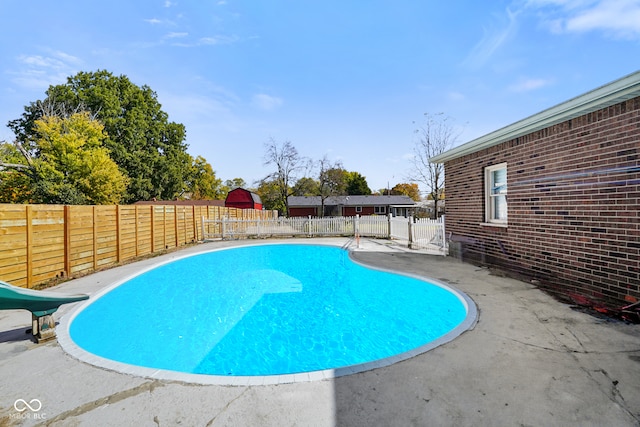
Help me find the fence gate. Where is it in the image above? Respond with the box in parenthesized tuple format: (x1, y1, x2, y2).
(389, 216, 410, 241)
(410, 216, 447, 252)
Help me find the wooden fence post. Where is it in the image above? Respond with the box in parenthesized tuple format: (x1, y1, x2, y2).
(64, 205, 71, 278)
(93, 206, 98, 270)
(192, 205, 197, 241)
(150, 206, 155, 253)
(25, 205, 33, 288)
(135, 205, 139, 257)
(116, 205, 121, 263)
(163, 206, 167, 249)
(174, 206, 179, 247)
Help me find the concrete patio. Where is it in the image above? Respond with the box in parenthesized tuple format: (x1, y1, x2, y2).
(1, 238, 639, 426)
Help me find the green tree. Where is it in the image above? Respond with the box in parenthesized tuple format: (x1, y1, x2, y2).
(224, 178, 247, 191)
(345, 171, 371, 195)
(1, 113, 127, 204)
(8, 70, 191, 203)
(291, 177, 319, 196)
(317, 157, 347, 216)
(256, 179, 286, 214)
(185, 155, 225, 200)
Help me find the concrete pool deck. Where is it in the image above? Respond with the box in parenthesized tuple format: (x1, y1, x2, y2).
(1, 238, 639, 426)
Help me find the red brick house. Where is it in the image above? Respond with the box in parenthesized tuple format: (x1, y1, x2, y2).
(288, 195, 416, 217)
(225, 188, 263, 210)
(430, 71, 640, 310)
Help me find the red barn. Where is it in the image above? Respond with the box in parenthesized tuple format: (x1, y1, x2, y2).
(225, 188, 263, 210)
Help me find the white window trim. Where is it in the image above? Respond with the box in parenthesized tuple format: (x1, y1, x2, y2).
(485, 162, 508, 225)
(355, 206, 362, 213)
(374, 206, 386, 214)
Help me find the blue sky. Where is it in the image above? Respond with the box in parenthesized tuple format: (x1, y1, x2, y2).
(1, 1, 639, 195)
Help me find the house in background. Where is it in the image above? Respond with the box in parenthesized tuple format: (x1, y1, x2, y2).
(430, 71, 640, 309)
(288, 195, 416, 217)
(415, 199, 446, 219)
(225, 188, 263, 210)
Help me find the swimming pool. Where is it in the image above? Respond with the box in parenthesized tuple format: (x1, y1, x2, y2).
(62, 243, 476, 384)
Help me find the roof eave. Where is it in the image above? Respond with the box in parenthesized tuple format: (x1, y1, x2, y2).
(430, 70, 640, 164)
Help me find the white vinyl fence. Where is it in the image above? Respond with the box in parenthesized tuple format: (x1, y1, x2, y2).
(202, 215, 447, 254)
(411, 216, 447, 251)
(390, 216, 410, 241)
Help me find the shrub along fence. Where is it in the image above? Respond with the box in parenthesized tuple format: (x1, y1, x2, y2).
(0, 203, 276, 289)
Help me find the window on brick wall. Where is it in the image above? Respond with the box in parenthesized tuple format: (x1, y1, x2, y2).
(374, 206, 386, 214)
(356, 206, 362, 213)
(485, 163, 508, 224)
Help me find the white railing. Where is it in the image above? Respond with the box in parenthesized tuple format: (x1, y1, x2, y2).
(356, 215, 390, 238)
(411, 216, 447, 251)
(307, 216, 354, 236)
(202, 215, 447, 254)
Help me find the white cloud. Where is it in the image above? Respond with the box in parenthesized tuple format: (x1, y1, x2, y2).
(198, 35, 239, 45)
(50, 50, 82, 66)
(251, 94, 284, 111)
(166, 32, 189, 39)
(10, 50, 82, 90)
(144, 18, 163, 25)
(10, 70, 63, 91)
(528, 0, 640, 39)
(566, 0, 640, 37)
(508, 77, 553, 92)
(18, 55, 56, 68)
(463, 8, 520, 68)
(18, 50, 80, 70)
(170, 35, 240, 48)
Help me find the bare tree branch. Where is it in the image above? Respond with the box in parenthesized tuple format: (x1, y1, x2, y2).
(13, 140, 34, 167)
(408, 113, 462, 218)
(34, 98, 97, 120)
(0, 161, 30, 170)
(262, 138, 308, 216)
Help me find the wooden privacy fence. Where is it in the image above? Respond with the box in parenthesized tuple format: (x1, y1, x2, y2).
(0, 203, 277, 289)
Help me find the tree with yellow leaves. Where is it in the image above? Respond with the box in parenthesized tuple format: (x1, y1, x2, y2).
(391, 182, 421, 201)
(0, 112, 127, 204)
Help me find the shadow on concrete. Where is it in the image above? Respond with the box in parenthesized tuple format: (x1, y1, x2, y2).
(0, 326, 34, 344)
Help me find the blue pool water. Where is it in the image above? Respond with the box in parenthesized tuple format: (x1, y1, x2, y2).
(69, 244, 470, 377)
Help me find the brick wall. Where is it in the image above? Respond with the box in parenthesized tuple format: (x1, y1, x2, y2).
(445, 97, 640, 307)
(343, 206, 376, 216)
